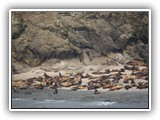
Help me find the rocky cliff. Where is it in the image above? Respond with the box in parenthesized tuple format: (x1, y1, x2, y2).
(11, 11, 149, 74)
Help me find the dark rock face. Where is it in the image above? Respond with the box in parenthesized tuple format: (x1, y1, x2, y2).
(11, 11, 149, 69)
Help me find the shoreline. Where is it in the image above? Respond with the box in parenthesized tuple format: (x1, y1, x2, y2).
(12, 88, 148, 109)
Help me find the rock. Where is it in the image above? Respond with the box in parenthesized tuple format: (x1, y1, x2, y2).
(11, 12, 149, 73)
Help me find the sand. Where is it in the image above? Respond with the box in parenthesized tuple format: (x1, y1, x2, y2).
(11, 57, 149, 109)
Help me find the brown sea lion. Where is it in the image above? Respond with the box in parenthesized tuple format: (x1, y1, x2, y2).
(73, 76, 82, 85)
(44, 78, 55, 86)
(109, 84, 123, 91)
(12, 80, 28, 90)
(92, 71, 106, 75)
(87, 81, 102, 90)
(77, 85, 87, 89)
(60, 82, 72, 87)
(102, 82, 113, 89)
(31, 81, 44, 89)
(123, 75, 136, 83)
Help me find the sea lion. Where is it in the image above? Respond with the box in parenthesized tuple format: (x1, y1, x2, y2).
(124, 85, 132, 90)
(12, 80, 28, 90)
(89, 68, 95, 71)
(53, 88, 58, 94)
(94, 89, 100, 94)
(92, 71, 106, 75)
(12, 86, 19, 92)
(105, 69, 110, 74)
(131, 79, 137, 87)
(44, 72, 52, 79)
(84, 73, 95, 79)
(111, 78, 119, 83)
(70, 86, 78, 91)
(137, 82, 148, 89)
(120, 68, 125, 72)
(109, 84, 123, 91)
(60, 82, 72, 87)
(124, 65, 134, 70)
(87, 81, 102, 90)
(98, 75, 109, 81)
(37, 77, 43, 82)
(31, 81, 45, 89)
(77, 85, 87, 89)
(102, 82, 113, 89)
(123, 75, 136, 83)
(44, 78, 54, 86)
(111, 69, 119, 72)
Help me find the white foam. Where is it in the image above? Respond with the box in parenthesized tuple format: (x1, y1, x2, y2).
(86, 101, 117, 106)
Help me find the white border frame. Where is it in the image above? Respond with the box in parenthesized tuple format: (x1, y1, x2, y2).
(9, 9, 151, 111)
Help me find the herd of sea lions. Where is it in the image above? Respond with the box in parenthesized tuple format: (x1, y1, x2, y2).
(12, 60, 149, 94)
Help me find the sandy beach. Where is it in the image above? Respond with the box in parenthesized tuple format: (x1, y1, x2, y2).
(11, 57, 149, 109)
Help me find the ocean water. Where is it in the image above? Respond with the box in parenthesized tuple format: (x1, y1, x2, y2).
(11, 89, 149, 109)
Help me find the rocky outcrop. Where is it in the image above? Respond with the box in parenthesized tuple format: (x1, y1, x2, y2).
(11, 11, 149, 72)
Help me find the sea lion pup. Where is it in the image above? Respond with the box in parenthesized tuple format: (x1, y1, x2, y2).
(94, 89, 100, 94)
